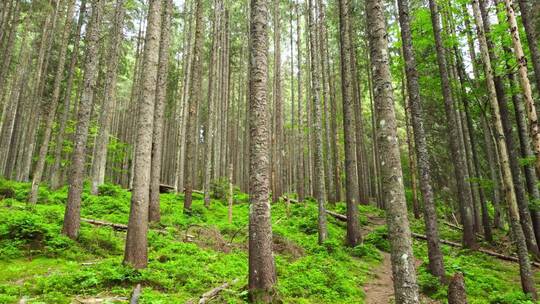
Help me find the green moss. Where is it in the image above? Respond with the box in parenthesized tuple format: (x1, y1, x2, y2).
(0, 180, 538, 303)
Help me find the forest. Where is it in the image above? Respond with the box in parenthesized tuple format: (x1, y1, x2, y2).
(0, 0, 539, 303)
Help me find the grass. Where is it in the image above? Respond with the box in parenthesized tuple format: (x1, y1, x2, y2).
(0, 178, 537, 303)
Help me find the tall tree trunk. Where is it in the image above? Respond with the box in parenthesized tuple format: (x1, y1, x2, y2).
(503, 0, 540, 176)
(29, 0, 78, 204)
(272, 0, 283, 203)
(471, 0, 537, 297)
(397, 0, 446, 282)
(183, 0, 203, 213)
(62, 0, 103, 239)
(308, 0, 328, 245)
(90, 0, 126, 194)
(50, 0, 87, 189)
(366, 0, 420, 301)
(428, 0, 477, 249)
(149, 0, 172, 222)
(337, 0, 361, 247)
(123, 0, 162, 269)
(295, 2, 305, 202)
(203, 0, 222, 207)
(517, 0, 540, 93)
(247, 0, 277, 301)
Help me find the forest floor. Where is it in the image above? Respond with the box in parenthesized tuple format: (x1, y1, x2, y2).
(0, 179, 538, 303)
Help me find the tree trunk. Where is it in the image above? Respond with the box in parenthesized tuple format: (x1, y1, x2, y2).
(295, 2, 305, 202)
(397, 0, 446, 281)
(247, 0, 277, 300)
(50, 0, 87, 189)
(308, 0, 328, 245)
(517, 0, 540, 93)
(471, 0, 537, 297)
(271, 0, 283, 203)
(428, 0, 477, 249)
(123, 0, 162, 269)
(503, 0, 540, 177)
(337, 0, 361, 247)
(367, 0, 420, 302)
(62, 0, 103, 239)
(90, 0, 126, 195)
(183, 0, 204, 213)
(149, 0, 172, 222)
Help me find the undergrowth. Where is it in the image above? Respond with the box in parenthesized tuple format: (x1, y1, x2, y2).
(0, 178, 537, 303)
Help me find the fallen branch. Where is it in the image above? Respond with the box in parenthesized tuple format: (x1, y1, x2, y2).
(81, 218, 167, 234)
(327, 211, 540, 268)
(411, 232, 540, 267)
(325, 210, 347, 222)
(130, 284, 142, 304)
(442, 221, 484, 240)
(198, 279, 239, 304)
(81, 218, 128, 231)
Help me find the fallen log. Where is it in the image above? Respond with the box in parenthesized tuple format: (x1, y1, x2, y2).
(410, 232, 540, 267)
(198, 279, 239, 304)
(325, 210, 347, 222)
(326, 211, 540, 268)
(130, 284, 142, 304)
(81, 218, 167, 234)
(81, 218, 128, 231)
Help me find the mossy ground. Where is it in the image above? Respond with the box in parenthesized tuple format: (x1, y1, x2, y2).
(0, 179, 537, 303)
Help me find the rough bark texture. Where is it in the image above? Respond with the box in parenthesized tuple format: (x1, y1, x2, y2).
(295, 2, 305, 202)
(503, 0, 540, 177)
(366, 0, 420, 302)
(123, 0, 162, 269)
(149, 0, 172, 222)
(337, 0, 361, 247)
(308, 0, 328, 245)
(247, 0, 277, 301)
(448, 273, 468, 304)
(62, 0, 103, 239)
(517, 0, 540, 93)
(472, 0, 537, 297)
(29, 0, 77, 204)
(183, 0, 204, 213)
(272, 0, 283, 203)
(90, 0, 126, 195)
(428, 0, 477, 249)
(50, 0, 87, 190)
(397, 0, 445, 282)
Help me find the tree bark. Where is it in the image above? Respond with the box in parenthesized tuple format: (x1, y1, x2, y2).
(123, 0, 162, 269)
(308, 0, 328, 245)
(248, 0, 277, 300)
(63, 0, 103, 239)
(517, 0, 540, 93)
(149, 0, 172, 222)
(396, 0, 446, 281)
(366, 0, 419, 302)
(50, 0, 87, 190)
(183, 0, 204, 213)
(471, 0, 537, 297)
(337, 0, 361, 247)
(428, 0, 477, 249)
(503, 0, 540, 177)
(90, 0, 126, 195)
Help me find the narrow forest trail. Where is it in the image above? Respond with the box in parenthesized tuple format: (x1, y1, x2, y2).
(360, 215, 439, 304)
(363, 251, 395, 304)
(360, 215, 395, 304)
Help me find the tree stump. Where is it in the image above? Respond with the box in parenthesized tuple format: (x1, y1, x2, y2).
(448, 272, 468, 304)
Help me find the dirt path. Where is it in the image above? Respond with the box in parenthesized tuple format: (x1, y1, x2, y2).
(361, 216, 439, 304)
(364, 251, 394, 304)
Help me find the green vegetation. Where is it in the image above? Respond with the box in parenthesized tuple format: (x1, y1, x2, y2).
(0, 179, 536, 303)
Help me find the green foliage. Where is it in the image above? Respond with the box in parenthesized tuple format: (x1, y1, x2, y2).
(0, 180, 538, 303)
(364, 226, 390, 252)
